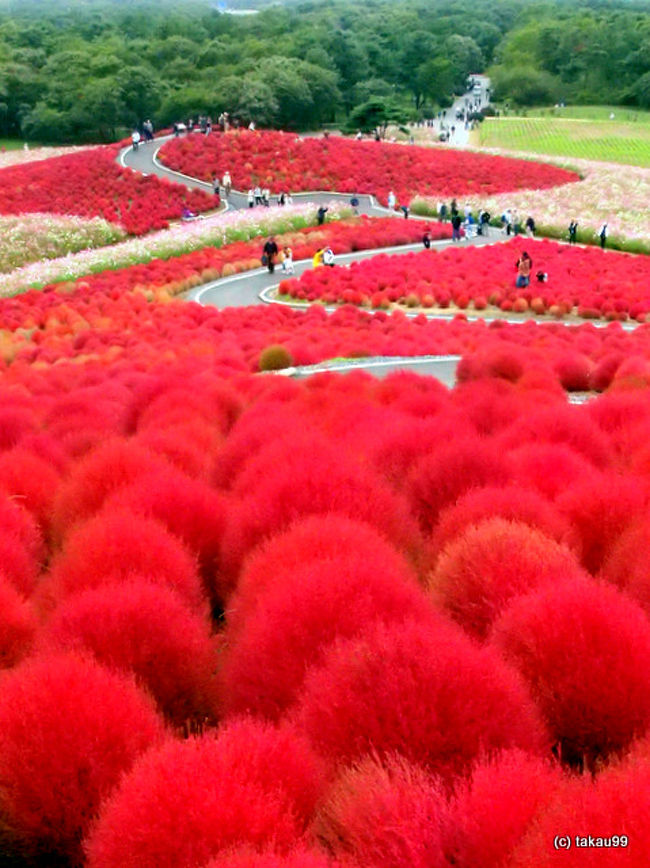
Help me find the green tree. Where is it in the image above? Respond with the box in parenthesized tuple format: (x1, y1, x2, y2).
(346, 96, 408, 136)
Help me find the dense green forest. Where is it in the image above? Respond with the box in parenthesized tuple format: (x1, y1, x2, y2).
(0, 0, 647, 143)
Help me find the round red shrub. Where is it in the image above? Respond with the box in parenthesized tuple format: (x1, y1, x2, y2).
(0, 446, 60, 533)
(0, 575, 37, 668)
(43, 508, 204, 613)
(219, 544, 428, 720)
(431, 485, 574, 554)
(39, 581, 220, 728)
(556, 473, 646, 574)
(212, 400, 312, 491)
(51, 438, 170, 543)
(229, 514, 424, 635)
(0, 653, 164, 865)
(0, 405, 37, 451)
(507, 754, 650, 867)
(444, 749, 562, 868)
(508, 441, 595, 501)
(314, 753, 448, 868)
(599, 516, 650, 615)
(220, 442, 422, 599)
(293, 617, 548, 779)
(429, 518, 586, 639)
(497, 404, 611, 468)
(105, 468, 227, 603)
(406, 437, 512, 534)
(135, 420, 222, 479)
(0, 529, 41, 596)
(85, 719, 326, 868)
(490, 577, 650, 769)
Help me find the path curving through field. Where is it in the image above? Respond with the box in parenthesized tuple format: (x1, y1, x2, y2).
(116, 127, 604, 390)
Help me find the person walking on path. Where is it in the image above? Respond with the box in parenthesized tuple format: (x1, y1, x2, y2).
(422, 229, 432, 249)
(222, 171, 232, 197)
(262, 188, 270, 207)
(479, 210, 490, 237)
(568, 220, 578, 244)
(387, 191, 396, 210)
(263, 237, 278, 274)
(516, 251, 533, 287)
(281, 246, 294, 274)
(322, 247, 335, 267)
(317, 205, 328, 225)
(439, 203, 448, 222)
(212, 175, 220, 198)
(254, 185, 262, 206)
(247, 189, 254, 208)
(451, 213, 462, 242)
(598, 222, 608, 249)
(131, 129, 141, 151)
(525, 215, 536, 237)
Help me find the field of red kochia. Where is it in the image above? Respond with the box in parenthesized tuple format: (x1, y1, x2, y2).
(0, 147, 215, 234)
(280, 237, 650, 321)
(159, 129, 579, 205)
(1, 353, 650, 866)
(1, 136, 650, 864)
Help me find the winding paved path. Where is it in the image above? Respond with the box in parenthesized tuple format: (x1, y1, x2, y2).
(117, 95, 596, 390)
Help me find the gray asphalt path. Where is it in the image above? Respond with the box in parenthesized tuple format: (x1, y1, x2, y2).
(188, 233, 508, 309)
(292, 357, 461, 386)
(120, 137, 388, 216)
(118, 107, 511, 388)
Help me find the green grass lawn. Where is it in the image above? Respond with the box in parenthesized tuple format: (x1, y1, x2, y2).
(526, 105, 650, 124)
(478, 111, 650, 167)
(0, 139, 29, 151)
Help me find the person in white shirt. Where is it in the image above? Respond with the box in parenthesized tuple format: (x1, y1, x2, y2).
(322, 247, 335, 267)
(222, 172, 232, 196)
(131, 130, 141, 150)
(281, 246, 294, 274)
(387, 191, 396, 210)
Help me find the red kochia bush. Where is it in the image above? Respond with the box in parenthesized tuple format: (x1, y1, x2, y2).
(105, 468, 227, 602)
(293, 617, 548, 779)
(508, 443, 597, 500)
(444, 750, 562, 868)
(600, 517, 650, 616)
(490, 577, 650, 769)
(228, 514, 423, 635)
(206, 848, 336, 868)
(429, 518, 586, 640)
(39, 581, 220, 728)
(220, 440, 422, 599)
(507, 754, 650, 867)
(314, 753, 448, 868)
(51, 438, 169, 543)
(0, 653, 164, 865)
(219, 544, 428, 720)
(0, 446, 61, 533)
(85, 719, 327, 868)
(406, 437, 512, 534)
(0, 575, 38, 667)
(431, 485, 574, 554)
(556, 473, 646, 574)
(135, 419, 222, 480)
(43, 508, 204, 614)
(497, 405, 611, 468)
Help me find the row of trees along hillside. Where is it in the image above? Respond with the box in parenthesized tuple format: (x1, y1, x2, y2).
(0, 0, 648, 143)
